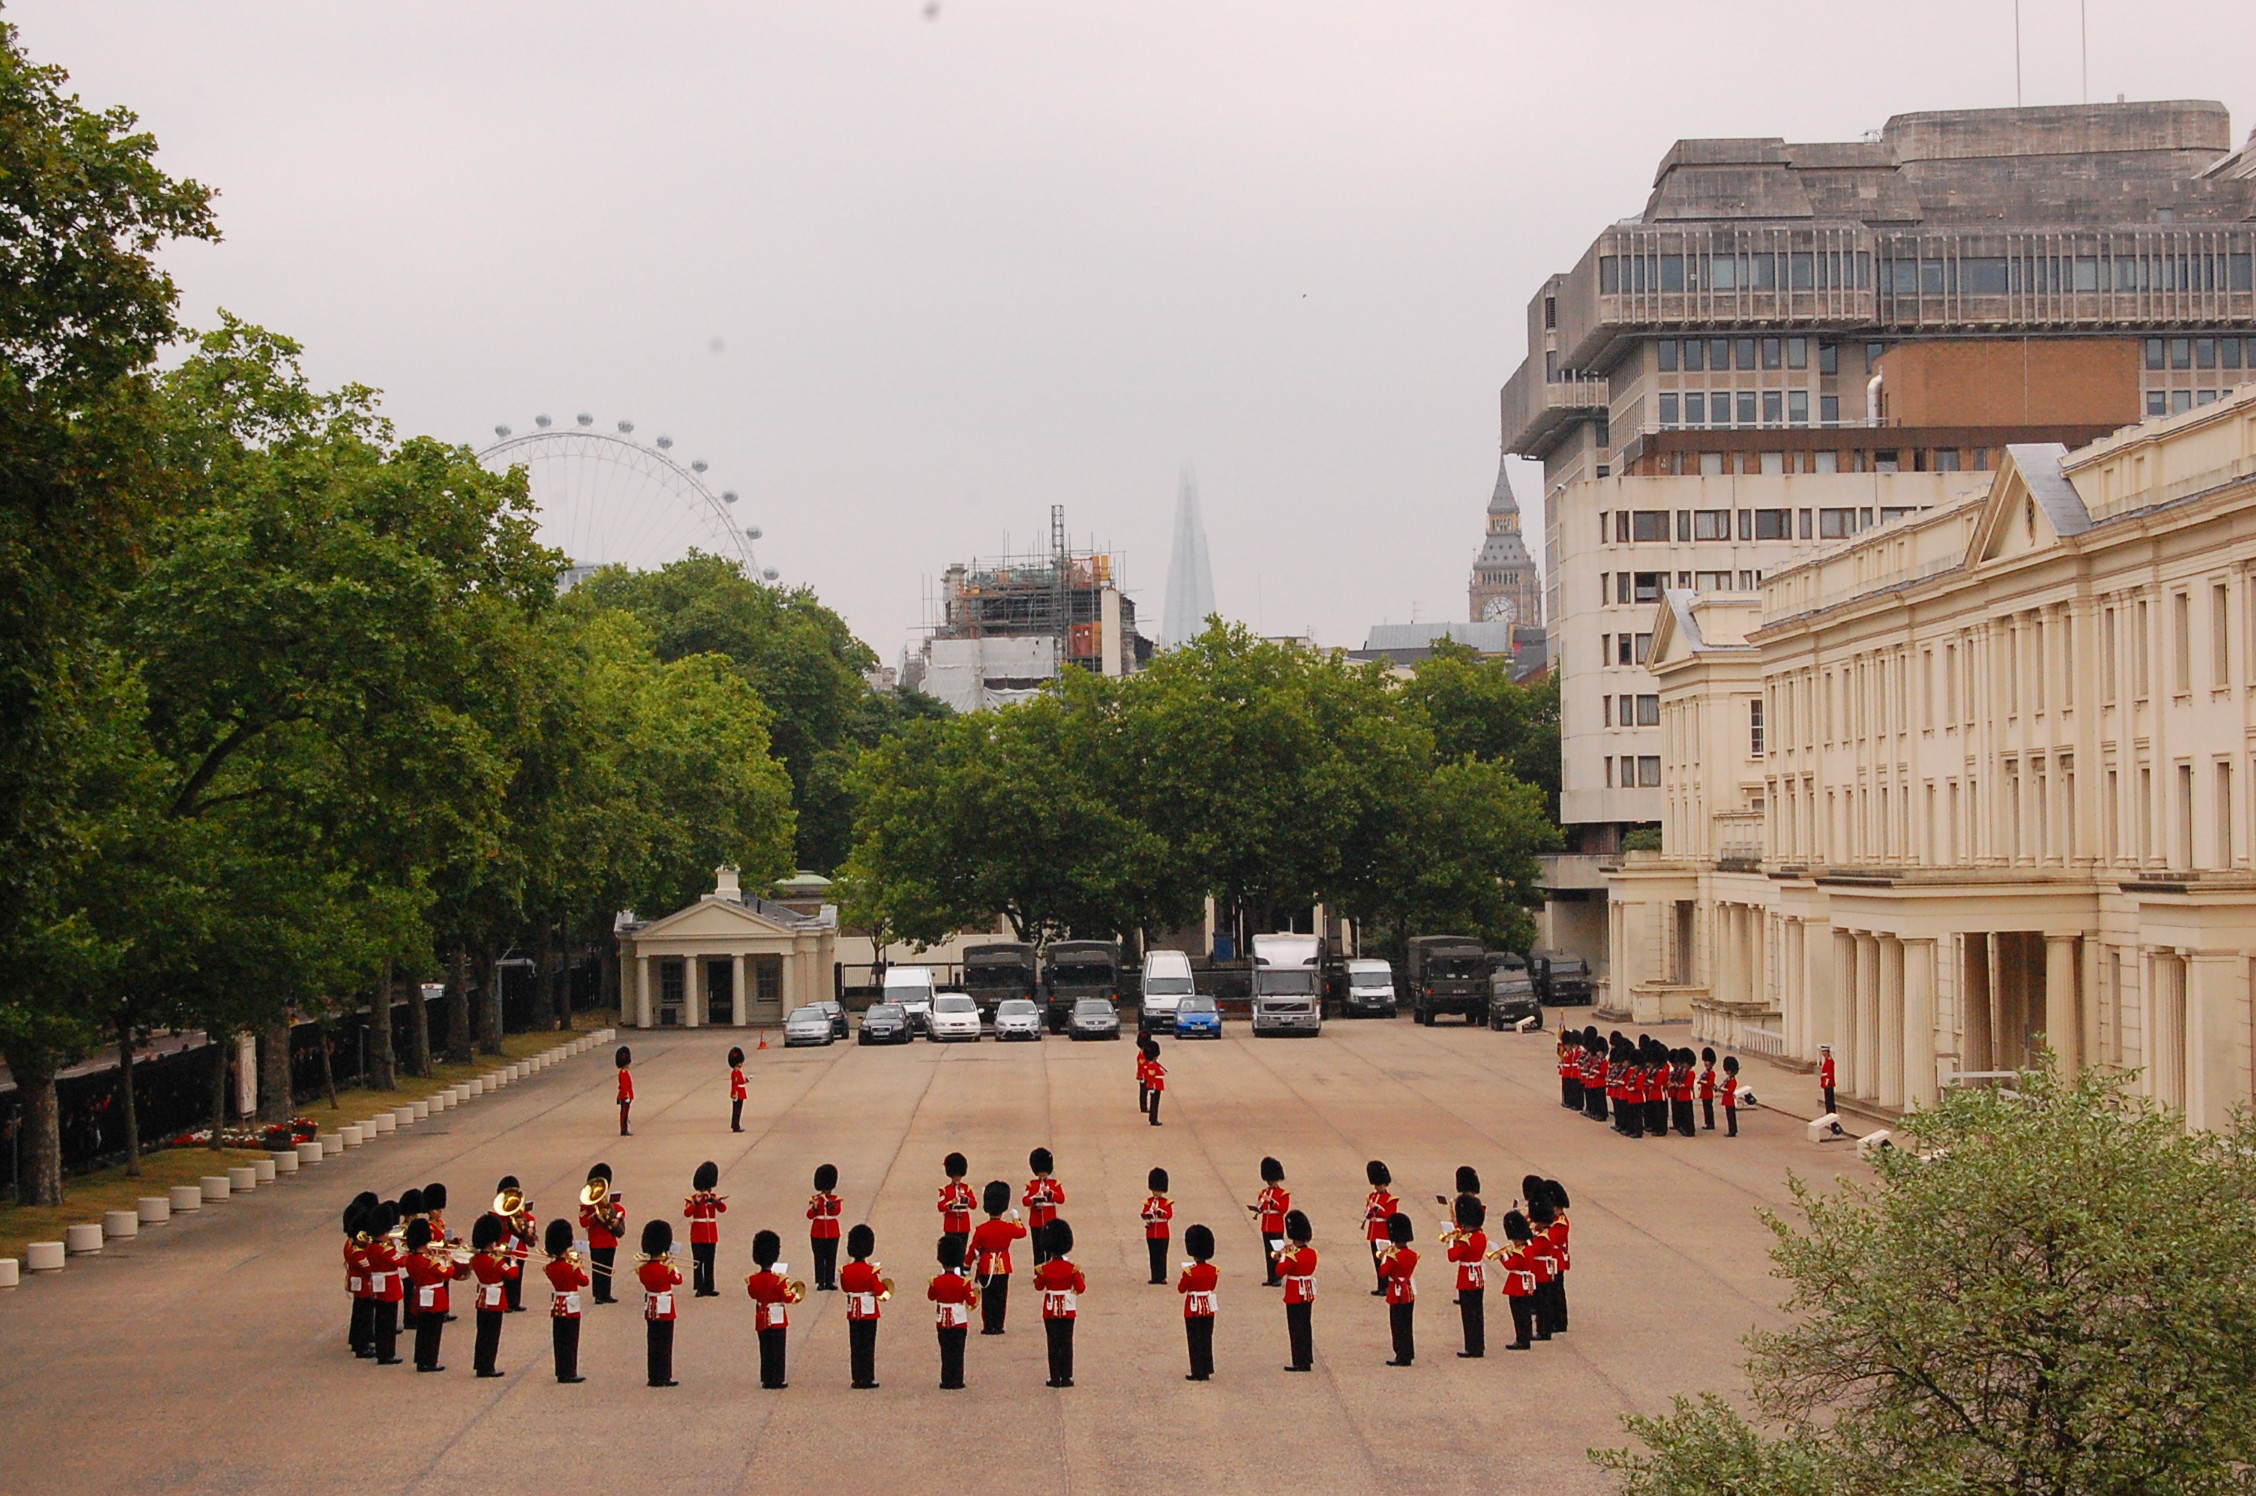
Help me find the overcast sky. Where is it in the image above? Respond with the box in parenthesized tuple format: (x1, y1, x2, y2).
(22, 2, 2255, 662)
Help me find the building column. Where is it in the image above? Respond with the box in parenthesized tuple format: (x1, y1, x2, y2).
(2043, 934, 2081, 1079)
(1855, 932, 1881, 1100)
(1877, 935, 1905, 1110)
(733, 952, 749, 1027)
(1961, 933, 1991, 1075)
(1783, 918, 1806, 1055)
(634, 954, 653, 1030)
(1831, 928, 1856, 1078)
(2184, 952, 2250, 1133)
(779, 944, 797, 1016)
(1904, 937, 1938, 1109)
(685, 956, 704, 1028)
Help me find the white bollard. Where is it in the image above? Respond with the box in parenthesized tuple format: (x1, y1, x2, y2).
(103, 1210, 139, 1240)
(138, 1196, 171, 1225)
(468, 1080, 484, 1097)
(65, 1223, 104, 1255)
(1805, 1112, 1844, 1144)
(0, 1258, 18, 1288)
(429, 1093, 448, 1113)
(369, 1112, 395, 1135)
(254, 1156, 277, 1183)
(393, 1106, 416, 1128)
(508, 1064, 523, 1081)
(200, 1175, 231, 1202)
(24, 1242, 64, 1272)
(1857, 1128, 1896, 1162)
(228, 1166, 258, 1192)
(169, 1184, 203, 1212)
(318, 1133, 341, 1158)
(271, 1150, 298, 1175)
(339, 1126, 362, 1148)
(297, 1141, 324, 1165)
(412, 1100, 430, 1121)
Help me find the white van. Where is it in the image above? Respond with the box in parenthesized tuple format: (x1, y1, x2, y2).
(880, 965, 938, 1035)
(1139, 949, 1196, 1033)
(1342, 958, 1397, 1018)
(1250, 933, 1323, 1036)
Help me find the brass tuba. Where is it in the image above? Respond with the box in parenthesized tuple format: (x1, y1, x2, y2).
(493, 1186, 526, 1217)
(784, 1279, 807, 1303)
(579, 1177, 610, 1209)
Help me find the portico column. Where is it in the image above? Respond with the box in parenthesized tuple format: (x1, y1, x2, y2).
(779, 943, 796, 1015)
(1855, 932, 1881, 1100)
(685, 956, 704, 1028)
(2044, 934, 2081, 1079)
(1877, 935, 1905, 1110)
(2183, 952, 2249, 1133)
(1831, 928, 1856, 1078)
(732, 953, 749, 1027)
(1783, 918, 1805, 1055)
(634, 954, 653, 1030)
(1903, 938, 1938, 1108)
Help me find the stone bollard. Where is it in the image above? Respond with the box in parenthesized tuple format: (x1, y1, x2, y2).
(228, 1165, 258, 1192)
(412, 1100, 430, 1120)
(254, 1156, 277, 1183)
(1805, 1113, 1844, 1144)
(25, 1242, 64, 1273)
(104, 1210, 140, 1240)
(393, 1106, 416, 1128)
(0, 1258, 18, 1289)
(200, 1175, 231, 1202)
(169, 1184, 203, 1212)
(318, 1133, 341, 1158)
(297, 1141, 324, 1165)
(272, 1151, 298, 1175)
(339, 1126, 362, 1148)
(1857, 1128, 1896, 1163)
(429, 1093, 448, 1113)
(138, 1196, 171, 1225)
(370, 1112, 395, 1135)
(507, 1064, 523, 1081)
(65, 1223, 104, 1255)
(468, 1080, 484, 1097)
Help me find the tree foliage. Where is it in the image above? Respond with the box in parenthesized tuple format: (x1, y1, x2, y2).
(1595, 1062, 2256, 1496)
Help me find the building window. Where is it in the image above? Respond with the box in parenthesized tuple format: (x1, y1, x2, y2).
(1694, 570, 1732, 592)
(2174, 591, 2192, 694)
(1749, 699, 1765, 757)
(1656, 339, 1678, 372)
(1787, 337, 1808, 370)
(1736, 391, 1757, 426)
(1617, 634, 1633, 665)
(2171, 337, 2192, 369)
(1818, 508, 1859, 539)
(1634, 633, 1652, 664)
(1751, 509, 1789, 540)
(1632, 511, 1669, 542)
(1638, 756, 1661, 788)
(2217, 760, 2234, 868)
(1633, 571, 1663, 603)
(1818, 342, 1838, 375)
(1599, 574, 1610, 609)
(1735, 337, 1756, 371)
(1605, 757, 1614, 787)
(2135, 600, 2151, 698)
(2146, 337, 2166, 370)
(1681, 336, 1703, 370)
(1659, 393, 1679, 426)
(2148, 391, 2168, 417)
(1821, 393, 1840, 425)
(1739, 570, 1759, 590)
(2172, 390, 2193, 415)
(1692, 510, 1729, 541)
(2214, 583, 2231, 688)
(1709, 338, 1731, 371)
(1762, 390, 1783, 425)
(1602, 694, 1611, 727)
(1788, 390, 1810, 425)
(2178, 762, 2196, 870)
(1636, 694, 1660, 726)
(1684, 392, 1706, 426)
(1761, 337, 1782, 370)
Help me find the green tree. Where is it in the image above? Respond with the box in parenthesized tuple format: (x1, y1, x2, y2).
(1399, 641, 1561, 822)
(1595, 1062, 2256, 1496)
(1347, 757, 1556, 960)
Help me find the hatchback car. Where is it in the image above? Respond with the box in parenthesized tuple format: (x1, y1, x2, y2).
(804, 999, 849, 1039)
(858, 1002, 914, 1045)
(993, 997, 1044, 1041)
(1067, 998, 1122, 1041)
(1173, 993, 1223, 1040)
(782, 1005, 835, 1047)
(926, 992, 982, 1042)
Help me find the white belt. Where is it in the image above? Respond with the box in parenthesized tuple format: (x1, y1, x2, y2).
(1042, 1289, 1078, 1316)
(936, 1302, 970, 1328)
(848, 1292, 878, 1317)
(1462, 1264, 1485, 1289)
(553, 1290, 581, 1315)
(1285, 1275, 1315, 1300)
(1185, 1290, 1217, 1315)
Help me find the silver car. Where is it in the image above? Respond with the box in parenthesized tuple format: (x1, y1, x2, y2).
(926, 992, 982, 1042)
(782, 1005, 835, 1047)
(993, 997, 1044, 1041)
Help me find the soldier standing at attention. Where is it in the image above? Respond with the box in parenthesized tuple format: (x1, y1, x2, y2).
(541, 1218, 588, 1383)
(1559, 1029, 1584, 1110)
(1143, 1037, 1166, 1126)
(1176, 1223, 1219, 1381)
(496, 1177, 536, 1312)
(684, 1161, 726, 1297)
(1445, 1193, 1488, 1359)
(840, 1223, 886, 1389)
(1584, 1029, 1610, 1123)
(615, 1046, 635, 1137)
(937, 1152, 976, 1269)
(1722, 1055, 1743, 1136)
(1140, 1168, 1175, 1284)
(579, 1165, 625, 1305)
(1818, 1042, 1837, 1117)
(971, 1180, 1027, 1334)
(807, 1164, 843, 1290)
(1033, 1220, 1087, 1388)
(1249, 1156, 1289, 1286)
(745, 1229, 796, 1390)
(1380, 1212, 1418, 1367)
(1136, 1039, 1153, 1114)
(636, 1219, 682, 1387)
(468, 1213, 512, 1378)
(1277, 1209, 1318, 1373)
(928, 1236, 976, 1390)
(1361, 1161, 1399, 1295)
(1537, 1179, 1572, 1333)
(1699, 1047, 1719, 1131)
(1023, 1149, 1065, 1265)
(727, 1046, 748, 1133)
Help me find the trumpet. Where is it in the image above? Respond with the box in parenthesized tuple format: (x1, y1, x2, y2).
(1437, 1223, 1474, 1247)
(635, 1249, 677, 1268)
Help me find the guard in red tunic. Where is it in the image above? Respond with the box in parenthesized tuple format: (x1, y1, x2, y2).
(807, 1164, 843, 1290)
(727, 1045, 748, 1133)
(745, 1229, 798, 1390)
(615, 1045, 635, 1136)
(685, 1160, 727, 1296)
(579, 1164, 626, 1304)
(484, 1176, 536, 1313)
(1671, 1048, 1699, 1137)
(364, 1202, 405, 1364)
(1249, 1156, 1289, 1286)
(637, 1219, 683, 1387)
(928, 1236, 977, 1389)
(541, 1218, 589, 1383)
(839, 1223, 885, 1389)
(1380, 1212, 1418, 1366)
(1140, 1036, 1167, 1125)
(1023, 1148, 1065, 1265)
(1818, 1043, 1837, 1117)
(971, 1179, 1028, 1334)
(1176, 1222, 1219, 1380)
(402, 1218, 469, 1372)
(1361, 1161, 1399, 1295)
(1277, 1209, 1318, 1372)
(937, 1152, 976, 1269)
(1033, 1220, 1087, 1388)
(1136, 1042, 1152, 1114)
(1698, 1047, 1719, 1131)
(1445, 1193, 1488, 1358)
(1584, 1029, 1610, 1123)
(343, 1196, 377, 1357)
(1140, 1167, 1175, 1284)
(1559, 1030, 1584, 1110)
(468, 1213, 512, 1378)
(1494, 1211, 1540, 1350)
(1722, 1055, 1743, 1136)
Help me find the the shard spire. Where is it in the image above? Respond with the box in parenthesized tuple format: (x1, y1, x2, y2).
(1160, 467, 1217, 649)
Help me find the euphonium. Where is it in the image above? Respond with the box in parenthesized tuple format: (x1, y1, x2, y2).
(579, 1178, 609, 1209)
(878, 1276, 895, 1301)
(784, 1279, 807, 1303)
(493, 1186, 526, 1217)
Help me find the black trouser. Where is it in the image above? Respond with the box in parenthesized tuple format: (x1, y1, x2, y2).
(1457, 1289, 1484, 1356)
(1563, 1078, 1582, 1109)
(812, 1236, 838, 1289)
(1262, 1235, 1283, 1285)
(1674, 1099, 1697, 1137)
(1702, 1097, 1716, 1130)
(1726, 1105, 1739, 1136)
(414, 1315, 445, 1370)
(1044, 1317, 1074, 1383)
(646, 1318, 674, 1385)
(1147, 1236, 1168, 1284)
(941, 1232, 968, 1272)
(1532, 1281, 1554, 1338)
(1553, 1273, 1570, 1331)
(552, 1316, 580, 1380)
(757, 1326, 787, 1388)
(691, 1241, 716, 1295)
(591, 1246, 617, 1302)
(1185, 1314, 1215, 1378)
(505, 1267, 525, 1311)
(374, 1300, 399, 1362)
(730, 1098, 743, 1131)
(1138, 1081, 1149, 1112)
(938, 1325, 967, 1388)
(473, 1307, 503, 1374)
(350, 1295, 373, 1354)
(980, 1274, 1009, 1332)
(1648, 1099, 1668, 1135)
(1823, 1086, 1837, 1115)
(1147, 1090, 1162, 1124)
(1622, 1099, 1643, 1138)
(618, 1100, 631, 1135)
(1388, 1301, 1415, 1364)
(1368, 1242, 1387, 1292)
(1285, 1300, 1313, 1369)
(849, 1317, 878, 1386)
(1507, 1294, 1536, 1348)
(1586, 1085, 1608, 1122)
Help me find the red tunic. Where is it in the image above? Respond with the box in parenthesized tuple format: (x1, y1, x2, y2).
(1819, 1054, 1836, 1090)
(1144, 1058, 1166, 1093)
(806, 1191, 842, 1240)
(345, 1238, 368, 1298)
(1022, 1177, 1064, 1229)
(545, 1255, 590, 1317)
(746, 1268, 791, 1330)
(1140, 1194, 1174, 1240)
(1277, 1244, 1318, 1305)
(970, 1217, 1027, 1276)
(364, 1238, 405, 1303)
(840, 1259, 884, 1320)
(1447, 1231, 1488, 1292)
(403, 1249, 468, 1316)
(1698, 1064, 1716, 1101)
(729, 1067, 747, 1101)
(927, 1269, 975, 1329)
(684, 1191, 726, 1245)
(1496, 1241, 1537, 1297)
(1381, 1246, 1418, 1305)
(937, 1181, 976, 1235)
(616, 1069, 635, 1103)
(1671, 1065, 1696, 1103)
(469, 1249, 512, 1312)
(637, 1257, 683, 1320)
(1363, 1189, 1400, 1242)
(1722, 1074, 1741, 1108)
(1546, 1217, 1571, 1272)
(1255, 1185, 1290, 1236)
(1176, 1260, 1219, 1318)
(1033, 1257, 1086, 1319)
(580, 1202, 625, 1251)
(1527, 1232, 1559, 1285)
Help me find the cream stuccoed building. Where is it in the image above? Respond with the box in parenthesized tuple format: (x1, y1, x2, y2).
(1607, 385, 2256, 1130)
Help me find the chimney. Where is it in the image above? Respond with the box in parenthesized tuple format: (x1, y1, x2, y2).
(713, 865, 742, 902)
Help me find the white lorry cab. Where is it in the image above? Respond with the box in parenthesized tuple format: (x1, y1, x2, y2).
(1250, 933, 1323, 1037)
(1139, 949, 1196, 1033)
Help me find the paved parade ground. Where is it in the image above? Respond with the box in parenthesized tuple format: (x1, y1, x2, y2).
(0, 1020, 1844, 1496)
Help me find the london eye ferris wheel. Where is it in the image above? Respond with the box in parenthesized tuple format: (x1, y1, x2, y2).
(476, 413, 775, 584)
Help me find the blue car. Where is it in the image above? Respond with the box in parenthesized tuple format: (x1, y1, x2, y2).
(1173, 993, 1223, 1039)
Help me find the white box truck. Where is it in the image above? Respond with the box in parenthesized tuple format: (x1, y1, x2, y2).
(1250, 933, 1323, 1037)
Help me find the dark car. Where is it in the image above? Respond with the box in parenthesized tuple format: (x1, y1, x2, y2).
(858, 1002, 914, 1045)
(1488, 965, 1542, 1030)
(1067, 998, 1122, 1041)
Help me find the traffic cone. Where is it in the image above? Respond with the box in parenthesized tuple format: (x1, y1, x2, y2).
(756, 1030, 768, 1050)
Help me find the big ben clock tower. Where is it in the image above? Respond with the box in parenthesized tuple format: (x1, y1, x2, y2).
(1467, 451, 1539, 629)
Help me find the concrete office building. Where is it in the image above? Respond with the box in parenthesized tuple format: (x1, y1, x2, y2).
(1608, 386, 2256, 1132)
(1507, 99, 2256, 970)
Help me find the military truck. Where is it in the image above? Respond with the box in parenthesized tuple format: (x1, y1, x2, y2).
(1530, 950, 1594, 1006)
(1404, 935, 1489, 1026)
(961, 942, 1039, 1021)
(1042, 940, 1122, 1033)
